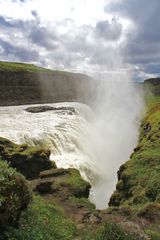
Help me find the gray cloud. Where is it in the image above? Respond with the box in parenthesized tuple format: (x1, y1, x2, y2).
(0, 38, 39, 61)
(105, 0, 160, 79)
(0, 15, 24, 28)
(0, 16, 14, 27)
(107, 0, 160, 43)
(31, 10, 38, 17)
(29, 26, 59, 50)
(0, 14, 59, 50)
(110, 1, 159, 39)
(95, 18, 122, 41)
(11, 0, 29, 2)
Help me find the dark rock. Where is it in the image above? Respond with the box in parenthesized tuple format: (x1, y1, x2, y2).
(35, 181, 54, 194)
(25, 105, 76, 115)
(117, 164, 126, 181)
(133, 145, 142, 152)
(143, 123, 151, 136)
(25, 106, 55, 113)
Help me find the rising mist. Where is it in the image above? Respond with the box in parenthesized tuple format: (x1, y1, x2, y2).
(87, 70, 145, 209)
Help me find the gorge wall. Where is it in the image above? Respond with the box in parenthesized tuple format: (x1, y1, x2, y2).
(0, 61, 93, 106)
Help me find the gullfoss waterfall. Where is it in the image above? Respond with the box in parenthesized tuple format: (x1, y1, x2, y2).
(0, 76, 144, 209)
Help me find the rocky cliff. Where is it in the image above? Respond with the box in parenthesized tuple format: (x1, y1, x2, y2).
(0, 61, 93, 106)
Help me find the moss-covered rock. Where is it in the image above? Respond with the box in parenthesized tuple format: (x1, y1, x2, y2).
(32, 168, 91, 199)
(0, 137, 53, 179)
(0, 159, 31, 231)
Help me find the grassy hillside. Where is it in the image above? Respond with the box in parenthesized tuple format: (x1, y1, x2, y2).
(0, 61, 93, 106)
(109, 78, 160, 239)
(0, 61, 50, 72)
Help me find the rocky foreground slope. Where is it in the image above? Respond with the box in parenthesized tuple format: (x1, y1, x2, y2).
(0, 137, 148, 240)
(0, 61, 93, 105)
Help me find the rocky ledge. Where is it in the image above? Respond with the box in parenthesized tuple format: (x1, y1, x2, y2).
(25, 105, 76, 115)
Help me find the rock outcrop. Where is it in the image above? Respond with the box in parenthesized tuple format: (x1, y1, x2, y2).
(0, 137, 53, 179)
(25, 105, 76, 115)
(31, 168, 91, 199)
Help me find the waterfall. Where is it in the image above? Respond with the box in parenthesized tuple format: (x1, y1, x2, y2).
(0, 102, 99, 183)
(0, 91, 144, 209)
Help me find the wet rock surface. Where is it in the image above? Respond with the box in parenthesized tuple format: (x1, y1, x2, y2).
(25, 105, 76, 115)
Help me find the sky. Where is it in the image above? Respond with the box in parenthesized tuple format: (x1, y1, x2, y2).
(0, 0, 160, 81)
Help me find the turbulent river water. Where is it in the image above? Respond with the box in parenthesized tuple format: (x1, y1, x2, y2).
(0, 102, 104, 205)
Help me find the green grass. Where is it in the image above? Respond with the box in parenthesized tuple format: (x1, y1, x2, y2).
(0, 61, 50, 72)
(2, 196, 77, 240)
(0, 61, 76, 76)
(82, 222, 134, 240)
(68, 196, 95, 210)
(66, 168, 90, 191)
(146, 229, 160, 240)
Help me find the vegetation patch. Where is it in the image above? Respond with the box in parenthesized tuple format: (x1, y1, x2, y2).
(0, 159, 31, 231)
(2, 196, 77, 240)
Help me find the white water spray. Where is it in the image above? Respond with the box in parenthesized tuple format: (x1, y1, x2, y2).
(88, 72, 145, 208)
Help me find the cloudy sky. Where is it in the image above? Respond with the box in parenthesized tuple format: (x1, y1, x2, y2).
(0, 0, 159, 81)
